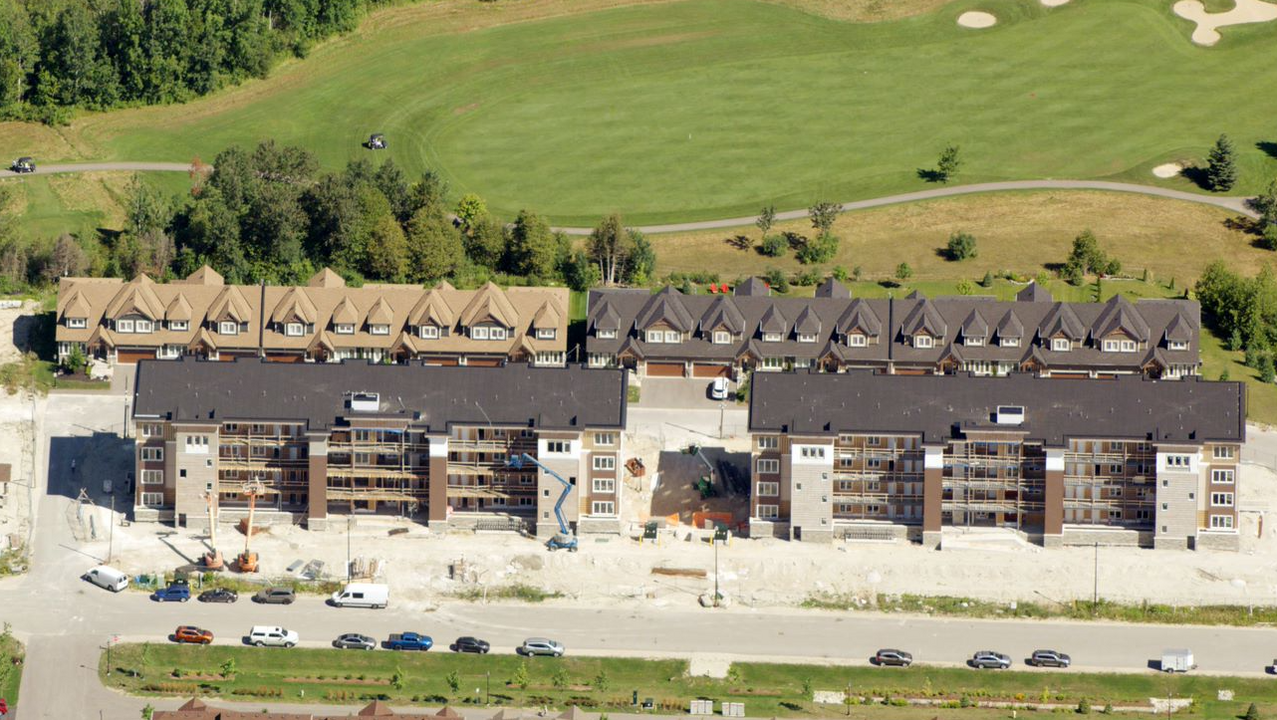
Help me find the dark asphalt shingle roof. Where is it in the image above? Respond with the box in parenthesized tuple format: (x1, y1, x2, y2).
(749, 371, 1245, 446)
(133, 358, 626, 431)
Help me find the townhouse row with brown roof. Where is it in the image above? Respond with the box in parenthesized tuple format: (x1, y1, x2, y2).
(586, 279, 1200, 380)
(56, 267, 568, 368)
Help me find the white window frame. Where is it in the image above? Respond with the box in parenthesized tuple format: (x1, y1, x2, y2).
(597, 329, 617, 340)
(1213, 446, 1235, 460)
(592, 477, 615, 493)
(471, 326, 489, 340)
(593, 433, 616, 446)
(757, 481, 779, 496)
(135, 319, 153, 333)
(535, 351, 565, 366)
(141, 447, 163, 461)
(1210, 514, 1235, 529)
(760, 356, 784, 370)
(1211, 469, 1234, 484)
(800, 446, 826, 460)
(913, 334, 933, 349)
(713, 331, 730, 345)
(757, 436, 779, 450)
(590, 501, 616, 516)
(592, 455, 616, 471)
(1120, 340, 1136, 352)
(756, 504, 779, 520)
(1166, 454, 1192, 468)
(535, 328, 556, 340)
(141, 469, 163, 485)
(117, 319, 135, 333)
(140, 492, 164, 507)
(1210, 492, 1234, 508)
(964, 336, 983, 347)
(644, 330, 663, 343)
(370, 324, 390, 336)
(663, 330, 679, 343)
(1051, 337, 1070, 352)
(169, 320, 188, 332)
(1000, 336, 1020, 347)
(756, 458, 780, 474)
(419, 325, 440, 339)
(544, 440, 569, 454)
(1103, 339, 1119, 352)
(762, 332, 782, 343)
(335, 323, 355, 335)
(285, 322, 304, 337)
(490, 327, 508, 341)
(66, 317, 87, 329)
(1168, 340, 1188, 351)
(219, 321, 239, 335)
(847, 333, 867, 347)
(796, 333, 815, 344)
(184, 435, 209, 454)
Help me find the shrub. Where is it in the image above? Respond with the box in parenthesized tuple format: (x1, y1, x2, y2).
(980, 270, 994, 287)
(1077, 698, 1090, 714)
(832, 266, 849, 282)
(552, 666, 569, 690)
(1102, 704, 1113, 715)
(594, 669, 610, 692)
(791, 268, 822, 286)
(760, 234, 787, 257)
(1245, 702, 1260, 720)
(796, 232, 838, 265)
(946, 231, 978, 261)
(956, 279, 975, 295)
(895, 263, 913, 282)
(446, 669, 461, 693)
(852, 265, 863, 281)
(512, 661, 530, 690)
(764, 268, 790, 294)
(960, 696, 974, 708)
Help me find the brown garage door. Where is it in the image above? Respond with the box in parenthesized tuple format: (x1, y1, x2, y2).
(116, 349, 154, 364)
(646, 362, 685, 377)
(466, 357, 503, 368)
(692, 363, 731, 378)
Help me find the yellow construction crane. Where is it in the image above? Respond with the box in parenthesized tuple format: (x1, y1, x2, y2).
(202, 490, 223, 570)
(237, 479, 266, 573)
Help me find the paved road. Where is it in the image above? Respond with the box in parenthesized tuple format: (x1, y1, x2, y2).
(6, 395, 1277, 719)
(1, 163, 1257, 232)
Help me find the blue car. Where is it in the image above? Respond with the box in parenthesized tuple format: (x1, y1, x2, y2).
(151, 584, 191, 603)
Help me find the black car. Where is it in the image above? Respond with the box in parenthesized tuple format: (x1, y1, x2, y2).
(873, 648, 913, 667)
(452, 636, 491, 654)
(333, 633, 377, 651)
(1029, 649, 1071, 668)
(253, 587, 296, 604)
(198, 588, 238, 603)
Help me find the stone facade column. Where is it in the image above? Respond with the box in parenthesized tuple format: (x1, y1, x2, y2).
(921, 445, 944, 549)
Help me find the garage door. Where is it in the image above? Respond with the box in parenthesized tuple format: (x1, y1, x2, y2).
(646, 362, 685, 377)
(116, 349, 154, 364)
(466, 357, 503, 368)
(692, 363, 731, 378)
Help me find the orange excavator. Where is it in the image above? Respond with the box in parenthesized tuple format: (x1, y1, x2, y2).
(236, 480, 266, 573)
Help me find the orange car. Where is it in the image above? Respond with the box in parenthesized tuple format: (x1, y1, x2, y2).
(173, 625, 214, 645)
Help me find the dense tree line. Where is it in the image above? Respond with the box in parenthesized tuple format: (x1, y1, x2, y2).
(1195, 262, 1277, 374)
(0, 0, 399, 121)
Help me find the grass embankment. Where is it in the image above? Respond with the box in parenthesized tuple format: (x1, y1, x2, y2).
(450, 584, 564, 603)
(0, 628, 24, 706)
(101, 643, 1277, 719)
(805, 593, 1277, 628)
(131, 571, 342, 597)
(0, 172, 193, 241)
(3, 0, 1275, 225)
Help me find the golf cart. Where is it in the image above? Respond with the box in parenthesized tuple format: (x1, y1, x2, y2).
(10, 157, 35, 174)
(367, 134, 387, 150)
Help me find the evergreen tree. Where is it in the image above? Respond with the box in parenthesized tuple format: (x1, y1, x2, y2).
(1204, 134, 1238, 192)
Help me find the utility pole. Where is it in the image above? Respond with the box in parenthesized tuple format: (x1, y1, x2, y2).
(713, 534, 720, 605)
(1092, 541, 1099, 611)
(108, 494, 115, 563)
(346, 514, 353, 583)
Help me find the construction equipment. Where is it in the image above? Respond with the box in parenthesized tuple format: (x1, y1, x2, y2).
(202, 491, 223, 570)
(237, 480, 266, 573)
(507, 453, 577, 552)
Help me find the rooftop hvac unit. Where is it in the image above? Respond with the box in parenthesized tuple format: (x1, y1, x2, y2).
(995, 405, 1025, 426)
(349, 392, 380, 412)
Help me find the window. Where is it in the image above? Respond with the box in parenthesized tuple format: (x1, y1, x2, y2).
(757, 436, 779, 450)
(713, 331, 730, 345)
(1168, 340, 1188, 351)
(1165, 454, 1192, 468)
(545, 441, 569, 454)
(335, 323, 355, 335)
(592, 478, 615, 493)
(597, 329, 617, 340)
(1051, 337, 1070, 352)
(800, 446, 826, 460)
(867, 458, 882, 470)
(588, 353, 615, 368)
(66, 317, 87, 329)
(593, 455, 616, 471)
(1108, 509, 1123, 521)
(141, 469, 163, 485)
(964, 336, 983, 347)
(518, 497, 535, 506)
(644, 329, 664, 343)
(141, 447, 163, 461)
(757, 504, 779, 520)
(1121, 340, 1136, 352)
(1210, 514, 1235, 529)
(663, 330, 679, 343)
(117, 319, 135, 333)
(141, 423, 163, 437)
(419, 325, 440, 339)
(370, 324, 390, 336)
(757, 481, 779, 496)
(1108, 463, 1122, 475)
(1212, 469, 1235, 484)
(169, 320, 188, 332)
(798, 333, 817, 344)
(140, 492, 164, 507)
(285, 322, 304, 337)
(1136, 509, 1151, 521)
(535, 351, 565, 366)
(912, 335, 933, 349)
(1000, 337, 1020, 347)
(762, 332, 782, 343)
(491, 327, 508, 340)
(867, 436, 881, 446)
(1210, 492, 1234, 507)
(134, 319, 152, 333)
(756, 458, 780, 474)
(219, 321, 238, 335)
(1103, 339, 1119, 352)
(1213, 446, 1235, 460)
(536, 328, 556, 340)
(593, 433, 616, 446)
(847, 333, 867, 347)
(591, 501, 615, 516)
(760, 357, 784, 370)
(471, 326, 489, 340)
(184, 435, 209, 454)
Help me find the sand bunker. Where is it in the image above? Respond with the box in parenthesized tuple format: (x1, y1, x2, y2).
(1174, 0, 1277, 45)
(1152, 163, 1183, 179)
(1041, 0, 1071, 6)
(957, 11, 997, 28)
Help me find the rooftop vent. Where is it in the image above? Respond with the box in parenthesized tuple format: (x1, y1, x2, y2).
(349, 392, 380, 413)
(995, 405, 1026, 426)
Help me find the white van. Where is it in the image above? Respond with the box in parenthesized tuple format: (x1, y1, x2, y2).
(83, 565, 129, 592)
(248, 626, 298, 648)
(330, 583, 389, 609)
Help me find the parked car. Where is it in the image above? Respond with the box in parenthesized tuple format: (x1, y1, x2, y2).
(520, 637, 565, 657)
(151, 584, 191, 603)
(172, 625, 213, 645)
(247, 625, 298, 648)
(384, 632, 433, 651)
(252, 587, 296, 604)
(198, 588, 238, 604)
(970, 650, 1012, 669)
(709, 376, 729, 401)
(82, 565, 129, 592)
(873, 649, 913, 667)
(10, 157, 34, 174)
(452, 636, 491, 654)
(333, 633, 377, 650)
(1029, 649, 1071, 668)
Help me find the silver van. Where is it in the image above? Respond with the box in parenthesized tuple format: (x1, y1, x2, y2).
(83, 565, 129, 592)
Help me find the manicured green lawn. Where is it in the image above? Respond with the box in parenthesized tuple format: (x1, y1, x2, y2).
(5, 0, 1276, 225)
(1, 171, 194, 241)
(0, 631, 23, 707)
(101, 643, 1277, 719)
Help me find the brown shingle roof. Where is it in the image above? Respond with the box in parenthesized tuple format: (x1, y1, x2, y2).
(366, 297, 395, 326)
(460, 282, 519, 328)
(408, 287, 455, 327)
(308, 267, 346, 288)
(270, 287, 318, 325)
(180, 265, 224, 286)
(104, 275, 165, 320)
(208, 285, 253, 324)
(165, 293, 194, 322)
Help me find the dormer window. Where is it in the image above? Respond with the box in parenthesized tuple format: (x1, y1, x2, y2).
(135, 319, 152, 333)
(285, 322, 304, 337)
(762, 332, 782, 343)
(1000, 337, 1020, 348)
(1051, 337, 1070, 352)
(491, 327, 508, 341)
(847, 333, 867, 347)
(472, 326, 489, 340)
(219, 321, 239, 335)
(797, 333, 817, 344)
(913, 334, 934, 349)
(370, 324, 390, 336)
(419, 325, 440, 340)
(169, 320, 188, 332)
(663, 330, 679, 343)
(712, 331, 730, 345)
(536, 328, 556, 340)
(117, 319, 135, 333)
(66, 317, 87, 329)
(645, 330, 663, 343)
(597, 329, 617, 340)
(335, 323, 354, 335)
(1121, 340, 1136, 352)
(964, 336, 983, 347)
(1168, 340, 1188, 351)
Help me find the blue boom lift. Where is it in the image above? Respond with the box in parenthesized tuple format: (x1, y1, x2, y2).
(508, 453, 578, 552)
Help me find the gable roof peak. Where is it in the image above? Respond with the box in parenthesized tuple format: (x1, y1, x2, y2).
(699, 295, 745, 334)
(182, 265, 224, 286)
(734, 277, 770, 296)
(636, 286, 694, 332)
(308, 267, 346, 288)
(837, 298, 882, 336)
(1016, 282, 1053, 303)
(815, 277, 850, 299)
(758, 304, 790, 334)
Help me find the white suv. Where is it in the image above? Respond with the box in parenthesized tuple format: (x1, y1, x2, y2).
(520, 637, 565, 657)
(248, 625, 298, 648)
